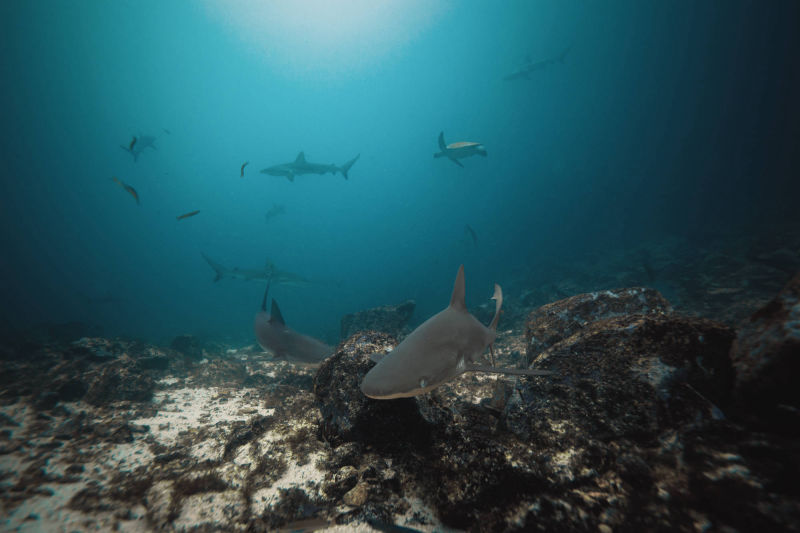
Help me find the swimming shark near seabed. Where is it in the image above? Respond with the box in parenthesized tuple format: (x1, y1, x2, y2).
(120, 134, 157, 162)
(360, 265, 552, 399)
(260, 152, 360, 182)
(503, 45, 572, 81)
(253, 280, 332, 363)
(200, 253, 313, 287)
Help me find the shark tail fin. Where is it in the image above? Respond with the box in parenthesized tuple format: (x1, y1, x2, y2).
(489, 283, 503, 331)
(201, 253, 225, 282)
(260, 274, 273, 312)
(438, 131, 447, 152)
(340, 154, 360, 180)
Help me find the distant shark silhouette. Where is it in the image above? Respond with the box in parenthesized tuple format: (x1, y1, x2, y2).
(120, 134, 157, 162)
(503, 45, 572, 81)
(260, 152, 360, 182)
(253, 281, 332, 363)
(201, 253, 312, 287)
(361, 265, 551, 399)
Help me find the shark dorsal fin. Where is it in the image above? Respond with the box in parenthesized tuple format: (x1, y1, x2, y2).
(270, 299, 286, 325)
(449, 265, 467, 311)
(295, 152, 306, 164)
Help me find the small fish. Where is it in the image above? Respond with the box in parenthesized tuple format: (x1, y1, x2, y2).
(176, 210, 200, 221)
(275, 517, 330, 533)
(465, 224, 478, 246)
(162, 128, 171, 135)
(265, 203, 286, 223)
(240, 161, 249, 178)
(128, 136, 137, 151)
(707, 287, 743, 295)
(112, 177, 140, 205)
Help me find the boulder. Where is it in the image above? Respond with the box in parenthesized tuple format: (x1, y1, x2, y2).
(84, 355, 155, 406)
(525, 287, 672, 362)
(340, 301, 415, 341)
(313, 331, 431, 449)
(507, 313, 735, 443)
(170, 335, 205, 359)
(730, 272, 800, 433)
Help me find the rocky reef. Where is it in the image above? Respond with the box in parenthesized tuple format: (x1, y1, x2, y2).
(1, 276, 799, 531)
(340, 300, 416, 341)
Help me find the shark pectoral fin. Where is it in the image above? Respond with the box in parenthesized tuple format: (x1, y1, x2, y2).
(467, 364, 553, 377)
(369, 352, 386, 364)
(438, 131, 447, 152)
(287, 173, 294, 182)
(449, 157, 464, 168)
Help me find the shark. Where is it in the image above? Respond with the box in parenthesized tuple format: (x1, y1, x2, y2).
(253, 282, 332, 363)
(201, 253, 313, 287)
(503, 46, 572, 81)
(360, 265, 551, 399)
(260, 152, 360, 182)
(120, 134, 157, 162)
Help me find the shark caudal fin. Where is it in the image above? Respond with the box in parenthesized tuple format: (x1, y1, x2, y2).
(489, 284, 503, 331)
(340, 154, 360, 180)
(201, 252, 226, 282)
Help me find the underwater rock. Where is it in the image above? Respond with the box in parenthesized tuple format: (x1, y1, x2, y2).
(313, 331, 431, 448)
(67, 337, 123, 361)
(84, 355, 155, 406)
(170, 334, 204, 359)
(340, 300, 416, 341)
(730, 271, 800, 433)
(525, 286, 673, 362)
(508, 313, 735, 443)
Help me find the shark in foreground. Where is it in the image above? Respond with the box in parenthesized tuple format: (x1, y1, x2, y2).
(120, 134, 157, 162)
(361, 265, 551, 399)
(201, 253, 313, 287)
(503, 46, 572, 81)
(253, 283, 332, 363)
(260, 152, 360, 182)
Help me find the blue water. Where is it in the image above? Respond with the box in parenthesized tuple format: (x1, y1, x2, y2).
(1, 1, 797, 344)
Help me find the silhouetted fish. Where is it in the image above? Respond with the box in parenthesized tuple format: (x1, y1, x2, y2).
(465, 224, 478, 246)
(240, 161, 249, 178)
(176, 210, 200, 221)
(112, 177, 139, 205)
(264, 204, 286, 223)
(128, 136, 137, 151)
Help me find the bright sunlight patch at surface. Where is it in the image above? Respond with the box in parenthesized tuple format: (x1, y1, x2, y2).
(202, 0, 450, 78)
